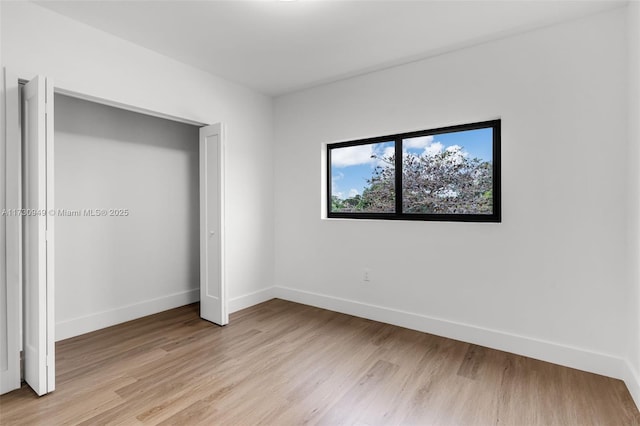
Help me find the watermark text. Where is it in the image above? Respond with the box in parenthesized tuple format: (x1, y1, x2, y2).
(1, 208, 130, 217)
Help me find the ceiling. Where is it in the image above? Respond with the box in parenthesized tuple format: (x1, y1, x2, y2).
(35, 0, 624, 96)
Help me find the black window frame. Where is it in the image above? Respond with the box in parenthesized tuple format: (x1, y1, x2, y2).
(326, 119, 501, 222)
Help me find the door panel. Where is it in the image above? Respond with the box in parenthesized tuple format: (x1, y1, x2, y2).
(0, 69, 22, 395)
(23, 75, 54, 396)
(199, 124, 227, 325)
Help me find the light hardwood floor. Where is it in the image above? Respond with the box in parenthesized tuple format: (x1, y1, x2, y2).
(1, 299, 638, 425)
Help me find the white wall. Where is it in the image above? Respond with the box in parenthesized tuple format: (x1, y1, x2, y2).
(54, 94, 200, 339)
(627, 1, 640, 408)
(274, 8, 630, 379)
(1, 1, 275, 336)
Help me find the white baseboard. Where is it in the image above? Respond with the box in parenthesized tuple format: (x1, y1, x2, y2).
(56, 288, 199, 341)
(273, 286, 628, 382)
(623, 360, 640, 411)
(228, 287, 276, 313)
(56, 286, 276, 342)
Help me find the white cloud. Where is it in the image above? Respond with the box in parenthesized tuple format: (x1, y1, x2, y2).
(348, 188, 360, 197)
(373, 145, 396, 167)
(331, 145, 374, 167)
(382, 146, 395, 159)
(424, 142, 444, 157)
(444, 145, 468, 165)
(331, 171, 344, 197)
(445, 145, 465, 155)
(404, 135, 434, 149)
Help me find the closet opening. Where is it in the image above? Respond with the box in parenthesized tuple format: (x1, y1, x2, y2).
(3, 75, 226, 396)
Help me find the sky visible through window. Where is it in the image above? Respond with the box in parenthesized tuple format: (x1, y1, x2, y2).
(331, 128, 493, 200)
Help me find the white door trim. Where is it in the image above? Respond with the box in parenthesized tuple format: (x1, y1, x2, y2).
(44, 77, 55, 393)
(53, 87, 207, 127)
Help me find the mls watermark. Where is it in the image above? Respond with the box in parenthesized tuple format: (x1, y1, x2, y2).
(1, 208, 130, 217)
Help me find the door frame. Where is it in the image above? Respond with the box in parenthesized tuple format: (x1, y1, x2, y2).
(1, 72, 227, 395)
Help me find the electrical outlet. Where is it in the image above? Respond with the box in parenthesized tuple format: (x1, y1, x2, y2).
(363, 268, 371, 282)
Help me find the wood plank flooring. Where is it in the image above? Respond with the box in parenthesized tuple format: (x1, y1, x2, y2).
(1, 299, 638, 425)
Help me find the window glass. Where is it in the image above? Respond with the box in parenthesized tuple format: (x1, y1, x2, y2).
(402, 128, 494, 214)
(330, 141, 395, 213)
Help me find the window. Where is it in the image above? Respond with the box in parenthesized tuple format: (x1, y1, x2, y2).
(327, 120, 501, 222)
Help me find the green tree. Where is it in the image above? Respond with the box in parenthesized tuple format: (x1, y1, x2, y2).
(400, 147, 493, 214)
(359, 154, 395, 212)
(331, 195, 345, 211)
